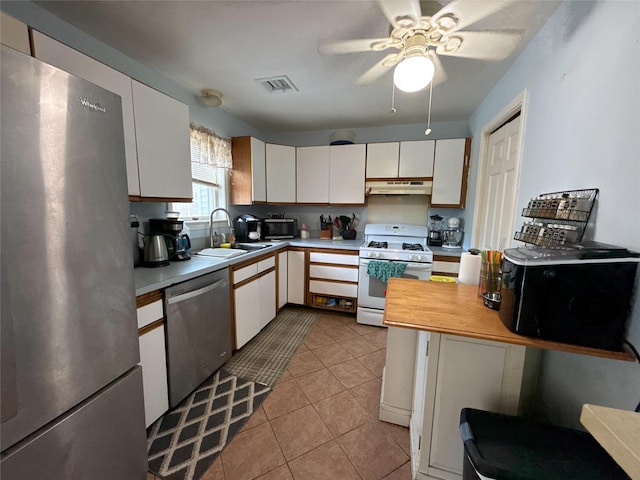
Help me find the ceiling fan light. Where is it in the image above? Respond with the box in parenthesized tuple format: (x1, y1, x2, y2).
(393, 55, 435, 93)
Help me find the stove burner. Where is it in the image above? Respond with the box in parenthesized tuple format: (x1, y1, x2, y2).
(402, 243, 424, 251)
(368, 241, 388, 249)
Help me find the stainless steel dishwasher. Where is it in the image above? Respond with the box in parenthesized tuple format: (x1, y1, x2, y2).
(164, 268, 232, 407)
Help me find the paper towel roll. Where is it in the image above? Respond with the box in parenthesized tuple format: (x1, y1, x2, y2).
(458, 252, 482, 285)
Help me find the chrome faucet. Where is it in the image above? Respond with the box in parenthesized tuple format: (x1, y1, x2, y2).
(209, 208, 234, 247)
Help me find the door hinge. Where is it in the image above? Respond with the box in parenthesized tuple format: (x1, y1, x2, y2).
(426, 340, 429, 357)
(418, 435, 422, 450)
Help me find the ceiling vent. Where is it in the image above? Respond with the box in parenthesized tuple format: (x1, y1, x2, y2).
(256, 75, 298, 93)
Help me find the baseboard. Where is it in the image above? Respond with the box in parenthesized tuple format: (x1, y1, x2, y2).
(378, 402, 411, 427)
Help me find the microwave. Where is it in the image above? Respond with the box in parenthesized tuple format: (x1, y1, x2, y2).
(499, 243, 639, 351)
(261, 218, 299, 240)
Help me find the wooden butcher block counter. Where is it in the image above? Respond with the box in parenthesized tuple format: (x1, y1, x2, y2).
(382, 278, 633, 362)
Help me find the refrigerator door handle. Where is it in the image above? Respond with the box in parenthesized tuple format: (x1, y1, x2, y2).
(167, 279, 223, 305)
(1, 279, 18, 422)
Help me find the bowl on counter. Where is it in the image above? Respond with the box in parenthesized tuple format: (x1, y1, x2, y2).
(482, 292, 502, 310)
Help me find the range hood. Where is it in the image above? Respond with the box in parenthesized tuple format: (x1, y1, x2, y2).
(365, 180, 432, 195)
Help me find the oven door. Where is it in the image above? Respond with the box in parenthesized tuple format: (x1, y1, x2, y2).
(358, 259, 433, 310)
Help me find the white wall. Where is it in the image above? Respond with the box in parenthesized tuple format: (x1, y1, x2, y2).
(466, 1, 640, 427)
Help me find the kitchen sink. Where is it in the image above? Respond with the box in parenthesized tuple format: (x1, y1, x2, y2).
(197, 248, 247, 258)
(233, 243, 270, 251)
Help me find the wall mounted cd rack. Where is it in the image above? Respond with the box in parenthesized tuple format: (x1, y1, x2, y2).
(514, 188, 599, 247)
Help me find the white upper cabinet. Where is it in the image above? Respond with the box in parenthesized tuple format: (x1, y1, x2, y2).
(266, 143, 296, 203)
(366, 142, 399, 178)
(1, 12, 30, 54)
(32, 31, 140, 196)
(251, 137, 267, 202)
(32, 31, 192, 200)
(131, 80, 191, 200)
(431, 138, 471, 207)
(399, 140, 435, 178)
(366, 140, 434, 179)
(296, 146, 330, 203)
(329, 144, 366, 204)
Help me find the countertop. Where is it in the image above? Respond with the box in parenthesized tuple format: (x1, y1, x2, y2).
(382, 278, 634, 362)
(429, 246, 466, 258)
(580, 404, 640, 480)
(134, 238, 362, 296)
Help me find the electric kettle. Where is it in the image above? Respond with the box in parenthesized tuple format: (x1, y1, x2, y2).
(143, 233, 170, 267)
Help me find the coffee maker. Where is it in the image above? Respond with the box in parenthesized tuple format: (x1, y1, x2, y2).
(149, 219, 191, 261)
(233, 214, 262, 242)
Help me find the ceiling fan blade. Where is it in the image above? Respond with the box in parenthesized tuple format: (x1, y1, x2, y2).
(429, 52, 448, 86)
(318, 37, 394, 55)
(436, 30, 523, 61)
(377, 0, 422, 28)
(356, 53, 402, 85)
(433, 0, 513, 32)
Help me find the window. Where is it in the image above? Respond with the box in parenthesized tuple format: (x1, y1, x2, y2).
(170, 124, 232, 221)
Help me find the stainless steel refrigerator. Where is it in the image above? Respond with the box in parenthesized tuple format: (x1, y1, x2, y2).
(1, 46, 147, 479)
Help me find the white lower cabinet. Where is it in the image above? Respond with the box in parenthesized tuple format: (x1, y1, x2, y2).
(308, 250, 359, 313)
(233, 254, 277, 349)
(413, 332, 540, 480)
(278, 251, 288, 309)
(136, 295, 169, 428)
(287, 250, 306, 305)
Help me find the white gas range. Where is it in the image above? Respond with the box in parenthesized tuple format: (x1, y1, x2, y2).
(357, 224, 433, 327)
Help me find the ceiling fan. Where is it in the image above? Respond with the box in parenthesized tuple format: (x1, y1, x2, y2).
(319, 0, 523, 93)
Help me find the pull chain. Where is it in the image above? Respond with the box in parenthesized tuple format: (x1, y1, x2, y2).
(425, 76, 433, 135)
(390, 82, 397, 115)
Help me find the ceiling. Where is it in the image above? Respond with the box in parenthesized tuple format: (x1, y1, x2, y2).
(35, 0, 560, 134)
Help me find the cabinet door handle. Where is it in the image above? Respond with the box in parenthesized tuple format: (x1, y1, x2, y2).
(167, 280, 223, 305)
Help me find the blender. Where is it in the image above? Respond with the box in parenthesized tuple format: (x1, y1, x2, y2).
(428, 214, 443, 246)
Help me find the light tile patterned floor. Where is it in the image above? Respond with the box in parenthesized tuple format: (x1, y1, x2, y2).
(147, 309, 411, 480)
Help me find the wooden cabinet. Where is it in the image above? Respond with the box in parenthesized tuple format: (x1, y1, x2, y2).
(329, 144, 366, 204)
(230, 136, 266, 204)
(136, 291, 169, 428)
(412, 332, 540, 480)
(131, 80, 191, 200)
(1, 12, 30, 54)
(287, 249, 306, 305)
(431, 138, 471, 207)
(266, 143, 296, 203)
(431, 255, 461, 277)
(232, 254, 277, 349)
(296, 146, 330, 203)
(307, 249, 359, 313)
(32, 31, 192, 201)
(366, 141, 434, 179)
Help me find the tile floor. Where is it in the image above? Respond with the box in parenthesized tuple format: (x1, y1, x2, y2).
(147, 309, 412, 480)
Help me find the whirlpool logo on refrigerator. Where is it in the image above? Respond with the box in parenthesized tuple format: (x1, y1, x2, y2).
(79, 97, 107, 113)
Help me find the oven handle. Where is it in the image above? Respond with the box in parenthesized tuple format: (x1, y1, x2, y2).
(359, 259, 432, 269)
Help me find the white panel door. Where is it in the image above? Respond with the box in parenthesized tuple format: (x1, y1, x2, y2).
(251, 137, 267, 202)
(329, 144, 366, 204)
(366, 142, 399, 178)
(296, 146, 330, 203)
(138, 325, 169, 427)
(132, 80, 192, 199)
(476, 115, 522, 250)
(234, 279, 262, 349)
(399, 140, 435, 178)
(32, 31, 141, 196)
(266, 143, 296, 203)
(259, 271, 276, 330)
(278, 251, 288, 309)
(431, 138, 467, 206)
(288, 250, 305, 305)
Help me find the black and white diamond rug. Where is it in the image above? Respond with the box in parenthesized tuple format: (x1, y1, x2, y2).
(146, 369, 270, 480)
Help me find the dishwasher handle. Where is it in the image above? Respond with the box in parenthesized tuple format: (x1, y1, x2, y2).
(167, 279, 224, 305)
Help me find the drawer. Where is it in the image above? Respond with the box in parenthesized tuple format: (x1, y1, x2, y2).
(432, 261, 460, 274)
(233, 263, 258, 284)
(309, 280, 358, 298)
(137, 299, 163, 329)
(309, 251, 359, 266)
(258, 256, 276, 273)
(309, 265, 358, 282)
